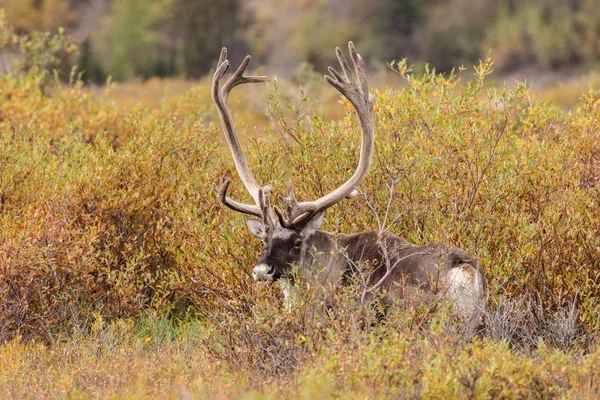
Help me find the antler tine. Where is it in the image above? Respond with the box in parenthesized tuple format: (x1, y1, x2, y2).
(258, 187, 273, 227)
(211, 47, 269, 216)
(348, 41, 369, 104)
(223, 55, 267, 98)
(257, 187, 278, 247)
(213, 177, 263, 218)
(218, 47, 228, 66)
(280, 183, 299, 220)
(283, 41, 375, 228)
(276, 183, 315, 227)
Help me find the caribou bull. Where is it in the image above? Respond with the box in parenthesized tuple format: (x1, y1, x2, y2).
(211, 42, 485, 313)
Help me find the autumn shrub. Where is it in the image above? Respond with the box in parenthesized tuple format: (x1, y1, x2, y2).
(1, 50, 600, 343)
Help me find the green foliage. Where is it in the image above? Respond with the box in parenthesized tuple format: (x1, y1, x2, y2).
(179, 0, 244, 79)
(378, 0, 422, 36)
(77, 37, 106, 84)
(417, 0, 497, 71)
(579, 0, 600, 61)
(488, 0, 583, 70)
(99, 0, 174, 81)
(291, 6, 356, 72)
(376, 0, 424, 59)
(5, 1, 600, 80)
(0, 10, 76, 80)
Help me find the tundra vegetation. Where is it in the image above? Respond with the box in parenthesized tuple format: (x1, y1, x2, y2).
(1, 18, 600, 399)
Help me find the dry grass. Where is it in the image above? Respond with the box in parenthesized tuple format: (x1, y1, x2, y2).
(536, 72, 600, 111)
(1, 301, 599, 399)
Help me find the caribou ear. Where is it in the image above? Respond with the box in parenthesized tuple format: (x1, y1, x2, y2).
(246, 218, 266, 239)
(300, 211, 324, 239)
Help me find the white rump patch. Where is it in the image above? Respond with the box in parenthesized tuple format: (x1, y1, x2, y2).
(446, 264, 482, 314)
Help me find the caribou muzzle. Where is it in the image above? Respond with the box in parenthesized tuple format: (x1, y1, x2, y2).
(252, 263, 276, 282)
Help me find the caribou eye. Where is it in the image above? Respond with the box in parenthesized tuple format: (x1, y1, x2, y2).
(293, 239, 302, 248)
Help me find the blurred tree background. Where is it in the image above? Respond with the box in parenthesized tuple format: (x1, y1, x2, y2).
(1, 0, 599, 83)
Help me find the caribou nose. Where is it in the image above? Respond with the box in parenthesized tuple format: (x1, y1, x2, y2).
(252, 263, 273, 281)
